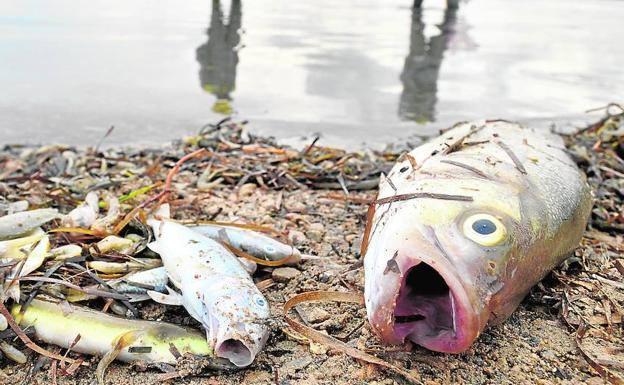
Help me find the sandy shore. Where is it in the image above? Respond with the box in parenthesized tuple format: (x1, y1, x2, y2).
(1, 115, 622, 384)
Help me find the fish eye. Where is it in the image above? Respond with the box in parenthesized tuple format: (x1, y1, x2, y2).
(253, 295, 267, 308)
(463, 214, 507, 247)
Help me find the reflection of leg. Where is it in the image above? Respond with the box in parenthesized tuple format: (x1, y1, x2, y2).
(413, 0, 424, 9)
(399, 7, 433, 122)
(399, 3, 458, 123)
(229, 0, 242, 36)
(447, 0, 459, 9)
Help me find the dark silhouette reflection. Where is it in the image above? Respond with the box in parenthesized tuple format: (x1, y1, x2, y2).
(196, 0, 242, 114)
(399, 3, 458, 122)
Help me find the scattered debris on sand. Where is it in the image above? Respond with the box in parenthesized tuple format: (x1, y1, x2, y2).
(0, 109, 622, 384)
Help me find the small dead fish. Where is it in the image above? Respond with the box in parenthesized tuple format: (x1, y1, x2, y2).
(0, 209, 60, 240)
(4, 235, 50, 301)
(0, 228, 45, 259)
(90, 235, 135, 255)
(63, 191, 99, 228)
(148, 211, 270, 367)
(5, 201, 29, 215)
(108, 267, 169, 295)
(87, 258, 162, 274)
(364, 121, 592, 353)
(11, 299, 232, 368)
(191, 224, 301, 264)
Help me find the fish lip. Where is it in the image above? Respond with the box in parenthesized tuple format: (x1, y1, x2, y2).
(214, 336, 254, 367)
(207, 309, 269, 368)
(369, 253, 482, 353)
(212, 324, 269, 367)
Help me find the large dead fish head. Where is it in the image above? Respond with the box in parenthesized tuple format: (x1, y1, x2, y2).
(364, 177, 535, 353)
(201, 278, 271, 367)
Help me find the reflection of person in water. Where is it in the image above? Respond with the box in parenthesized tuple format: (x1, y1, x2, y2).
(196, 0, 242, 115)
(398, 3, 458, 122)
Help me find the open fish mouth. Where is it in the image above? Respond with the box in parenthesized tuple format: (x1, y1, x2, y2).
(211, 317, 269, 367)
(387, 258, 480, 353)
(215, 338, 254, 367)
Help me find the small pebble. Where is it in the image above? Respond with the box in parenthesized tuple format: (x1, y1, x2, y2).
(288, 230, 307, 245)
(310, 341, 328, 355)
(539, 349, 557, 361)
(306, 307, 331, 323)
(243, 370, 272, 382)
(238, 183, 257, 197)
(286, 201, 307, 213)
(308, 230, 323, 242)
(308, 223, 325, 232)
(284, 356, 313, 372)
(585, 378, 605, 385)
(318, 271, 336, 283)
(272, 267, 301, 282)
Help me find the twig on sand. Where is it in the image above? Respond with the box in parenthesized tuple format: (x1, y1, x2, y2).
(284, 291, 422, 384)
(113, 148, 208, 234)
(157, 148, 209, 206)
(95, 126, 115, 153)
(374, 192, 473, 206)
(18, 276, 129, 300)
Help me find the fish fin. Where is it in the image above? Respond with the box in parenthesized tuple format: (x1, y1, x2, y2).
(126, 294, 150, 302)
(167, 274, 182, 290)
(96, 330, 141, 385)
(147, 286, 183, 306)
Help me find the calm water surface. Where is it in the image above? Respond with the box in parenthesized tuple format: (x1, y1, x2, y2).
(0, 0, 623, 148)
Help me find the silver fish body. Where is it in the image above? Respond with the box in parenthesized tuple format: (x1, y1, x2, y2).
(364, 121, 592, 353)
(191, 224, 301, 264)
(0, 208, 60, 240)
(148, 219, 270, 367)
(109, 266, 169, 295)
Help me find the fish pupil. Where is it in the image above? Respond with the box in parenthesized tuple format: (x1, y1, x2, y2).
(472, 219, 496, 235)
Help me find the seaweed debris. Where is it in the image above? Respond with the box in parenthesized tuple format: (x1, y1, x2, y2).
(0, 111, 622, 384)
